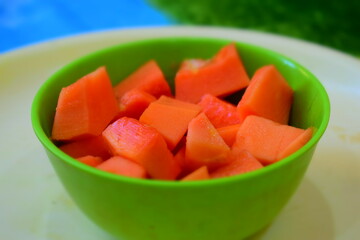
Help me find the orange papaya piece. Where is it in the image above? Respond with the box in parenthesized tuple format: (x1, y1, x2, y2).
(113, 60, 171, 99)
(181, 166, 210, 181)
(198, 94, 241, 128)
(139, 96, 201, 150)
(237, 65, 293, 124)
(185, 113, 231, 171)
(96, 156, 147, 179)
(59, 135, 111, 159)
(76, 155, 104, 167)
(210, 151, 263, 179)
(52, 66, 119, 140)
(116, 89, 156, 119)
(232, 115, 306, 165)
(277, 128, 313, 160)
(216, 124, 241, 147)
(175, 43, 250, 103)
(102, 117, 180, 180)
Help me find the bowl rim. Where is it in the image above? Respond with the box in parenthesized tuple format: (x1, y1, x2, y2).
(31, 36, 331, 188)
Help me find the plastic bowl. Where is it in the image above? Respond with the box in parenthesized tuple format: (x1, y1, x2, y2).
(31, 37, 330, 240)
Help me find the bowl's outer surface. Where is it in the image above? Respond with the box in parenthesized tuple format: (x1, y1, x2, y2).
(32, 37, 330, 240)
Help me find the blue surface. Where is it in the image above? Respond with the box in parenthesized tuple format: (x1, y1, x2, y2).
(0, 0, 171, 53)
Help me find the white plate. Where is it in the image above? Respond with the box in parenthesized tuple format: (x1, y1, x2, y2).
(1, 26, 359, 240)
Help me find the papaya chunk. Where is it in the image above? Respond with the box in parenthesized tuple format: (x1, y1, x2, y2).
(116, 89, 156, 120)
(76, 155, 104, 167)
(102, 117, 180, 180)
(181, 166, 210, 181)
(140, 96, 201, 150)
(59, 135, 111, 159)
(216, 124, 241, 147)
(175, 44, 250, 103)
(96, 156, 147, 179)
(210, 151, 263, 178)
(277, 128, 313, 160)
(237, 65, 293, 124)
(113, 60, 171, 99)
(52, 66, 119, 140)
(198, 94, 241, 128)
(185, 113, 231, 171)
(233, 115, 308, 165)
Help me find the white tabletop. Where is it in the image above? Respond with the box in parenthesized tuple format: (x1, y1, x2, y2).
(1, 26, 359, 240)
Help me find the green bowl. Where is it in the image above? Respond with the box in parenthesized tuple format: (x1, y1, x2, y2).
(31, 37, 330, 240)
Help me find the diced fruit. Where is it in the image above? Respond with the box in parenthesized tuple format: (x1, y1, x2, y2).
(51, 44, 313, 181)
(277, 128, 313, 159)
(237, 65, 293, 124)
(185, 113, 231, 171)
(52, 67, 119, 140)
(173, 145, 192, 178)
(232, 115, 306, 165)
(216, 124, 241, 147)
(175, 44, 250, 103)
(102, 117, 180, 180)
(116, 89, 156, 119)
(113, 60, 171, 99)
(59, 135, 111, 159)
(210, 151, 263, 178)
(198, 94, 241, 128)
(140, 96, 201, 150)
(76, 155, 104, 167)
(96, 156, 147, 179)
(181, 166, 210, 181)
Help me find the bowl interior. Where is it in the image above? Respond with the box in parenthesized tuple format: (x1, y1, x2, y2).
(32, 37, 330, 181)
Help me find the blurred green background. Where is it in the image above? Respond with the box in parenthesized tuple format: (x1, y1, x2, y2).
(149, 0, 360, 56)
(1, 0, 358, 56)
